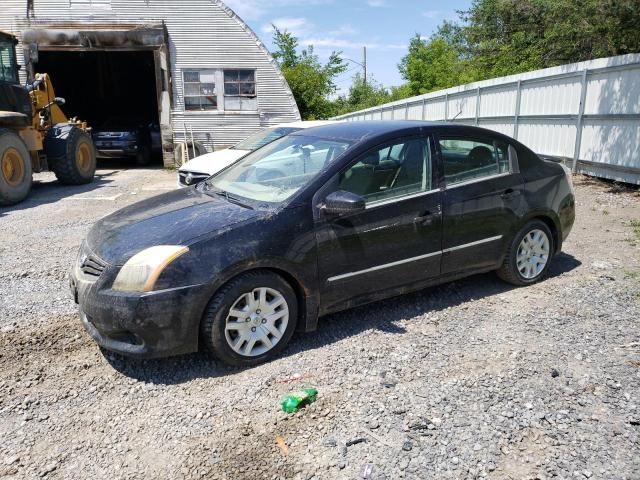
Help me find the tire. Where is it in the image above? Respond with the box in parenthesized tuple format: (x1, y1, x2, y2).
(135, 145, 151, 166)
(0, 129, 32, 206)
(45, 124, 96, 185)
(497, 220, 554, 286)
(200, 271, 298, 367)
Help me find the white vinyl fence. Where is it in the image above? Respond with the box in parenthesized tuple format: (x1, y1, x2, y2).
(334, 54, 640, 184)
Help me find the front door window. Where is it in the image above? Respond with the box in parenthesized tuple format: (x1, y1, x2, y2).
(338, 137, 433, 205)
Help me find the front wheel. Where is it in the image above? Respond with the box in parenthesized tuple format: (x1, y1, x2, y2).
(200, 271, 298, 367)
(497, 220, 554, 286)
(0, 129, 32, 206)
(45, 124, 96, 185)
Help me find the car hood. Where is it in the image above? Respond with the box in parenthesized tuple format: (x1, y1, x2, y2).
(179, 148, 249, 175)
(87, 187, 261, 265)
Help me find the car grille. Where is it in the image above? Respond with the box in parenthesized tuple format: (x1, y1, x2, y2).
(81, 256, 106, 277)
(78, 245, 107, 278)
(178, 171, 210, 186)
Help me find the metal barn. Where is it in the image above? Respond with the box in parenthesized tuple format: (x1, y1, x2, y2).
(0, 0, 301, 166)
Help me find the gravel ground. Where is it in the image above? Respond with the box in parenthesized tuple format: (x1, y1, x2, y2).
(0, 170, 639, 480)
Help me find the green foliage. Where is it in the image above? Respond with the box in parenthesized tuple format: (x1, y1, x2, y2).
(462, 0, 640, 77)
(397, 0, 640, 99)
(271, 26, 347, 120)
(330, 73, 395, 116)
(631, 220, 640, 241)
(399, 35, 477, 95)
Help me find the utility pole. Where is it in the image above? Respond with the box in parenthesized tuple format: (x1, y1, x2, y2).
(363, 46, 367, 88)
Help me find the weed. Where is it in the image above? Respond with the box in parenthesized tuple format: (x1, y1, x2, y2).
(631, 220, 640, 240)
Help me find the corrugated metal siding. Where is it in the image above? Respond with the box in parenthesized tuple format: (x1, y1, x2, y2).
(334, 54, 640, 184)
(519, 77, 582, 116)
(0, 0, 300, 154)
(480, 87, 517, 117)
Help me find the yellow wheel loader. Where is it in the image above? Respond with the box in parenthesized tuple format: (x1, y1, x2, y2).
(0, 31, 96, 206)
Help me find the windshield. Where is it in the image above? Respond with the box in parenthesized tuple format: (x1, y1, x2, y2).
(0, 41, 18, 83)
(204, 134, 351, 204)
(231, 126, 300, 151)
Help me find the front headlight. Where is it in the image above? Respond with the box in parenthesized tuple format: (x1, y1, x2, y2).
(112, 245, 189, 292)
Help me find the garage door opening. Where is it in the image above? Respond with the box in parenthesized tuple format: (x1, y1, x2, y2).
(35, 50, 162, 166)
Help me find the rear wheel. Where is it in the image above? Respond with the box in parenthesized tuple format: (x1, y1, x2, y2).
(0, 129, 32, 206)
(497, 220, 554, 286)
(46, 124, 96, 185)
(200, 271, 298, 367)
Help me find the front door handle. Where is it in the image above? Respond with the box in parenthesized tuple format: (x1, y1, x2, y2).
(414, 211, 439, 226)
(501, 188, 521, 200)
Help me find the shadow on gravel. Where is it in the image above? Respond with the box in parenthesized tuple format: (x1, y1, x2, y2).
(576, 175, 640, 195)
(102, 349, 239, 385)
(0, 170, 118, 217)
(0, 158, 164, 218)
(547, 251, 582, 278)
(105, 252, 581, 384)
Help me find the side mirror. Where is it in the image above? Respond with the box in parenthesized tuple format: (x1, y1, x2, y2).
(54, 97, 66, 106)
(322, 190, 365, 216)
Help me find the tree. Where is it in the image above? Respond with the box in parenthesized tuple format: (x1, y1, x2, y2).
(398, 34, 473, 95)
(461, 0, 640, 77)
(397, 0, 640, 97)
(271, 27, 347, 120)
(331, 73, 392, 116)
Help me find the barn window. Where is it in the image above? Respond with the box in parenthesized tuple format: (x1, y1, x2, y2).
(224, 70, 257, 111)
(183, 70, 218, 111)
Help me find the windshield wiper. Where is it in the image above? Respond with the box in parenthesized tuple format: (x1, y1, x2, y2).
(214, 190, 254, 210)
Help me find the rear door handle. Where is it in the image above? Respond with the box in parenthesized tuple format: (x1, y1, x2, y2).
(501, 189, 521, 200)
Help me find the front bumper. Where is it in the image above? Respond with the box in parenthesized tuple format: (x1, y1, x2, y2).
(94, 140, 138, 158)
(95, 148, 138, 159)
(70, 253, 208, 359)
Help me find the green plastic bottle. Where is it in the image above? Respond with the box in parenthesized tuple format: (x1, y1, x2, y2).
(280, 388, 318, 413)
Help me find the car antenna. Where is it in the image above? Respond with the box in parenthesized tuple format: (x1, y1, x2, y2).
(450, 110, 463, 122)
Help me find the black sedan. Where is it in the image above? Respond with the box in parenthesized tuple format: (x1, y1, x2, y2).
(70, 121, 575, 366)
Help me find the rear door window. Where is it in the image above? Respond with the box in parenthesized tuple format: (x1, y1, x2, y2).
(439, 136, 511, 186)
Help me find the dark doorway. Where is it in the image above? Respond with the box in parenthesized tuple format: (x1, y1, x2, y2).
(35, 50, 162, 165)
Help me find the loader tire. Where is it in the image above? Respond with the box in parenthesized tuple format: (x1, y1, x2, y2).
(45, 124, 96, 185)
(0, 128, 32, 206)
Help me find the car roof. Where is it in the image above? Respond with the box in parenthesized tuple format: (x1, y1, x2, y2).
(270, 120, 337, 129)
(290, 120, 521, 145)
(290, 120, 454, 142)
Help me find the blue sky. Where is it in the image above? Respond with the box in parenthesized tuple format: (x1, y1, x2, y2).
(224, 0, 472, 95)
